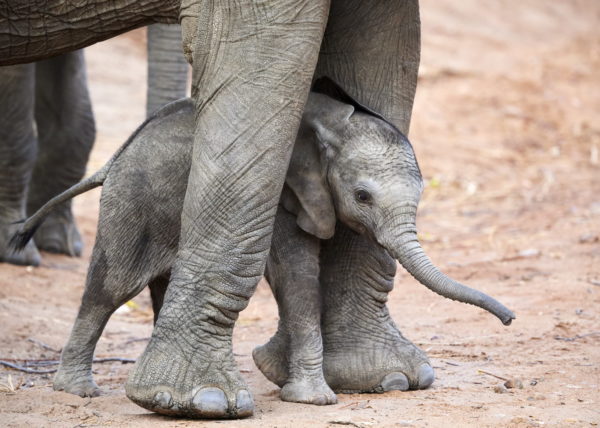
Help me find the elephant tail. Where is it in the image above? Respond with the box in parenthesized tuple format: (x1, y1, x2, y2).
(9, 103, 165, 252)
(9, 167, 108, 252)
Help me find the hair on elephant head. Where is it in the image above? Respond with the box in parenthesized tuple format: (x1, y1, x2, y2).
(283, 77, 515, 326)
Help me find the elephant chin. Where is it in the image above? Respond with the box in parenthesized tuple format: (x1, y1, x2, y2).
(383, 228, 515, 326)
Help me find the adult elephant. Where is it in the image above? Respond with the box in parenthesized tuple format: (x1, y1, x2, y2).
(1, 1, 421, 419)
(0, 24, 188, 265)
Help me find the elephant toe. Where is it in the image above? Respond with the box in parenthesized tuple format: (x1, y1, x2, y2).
(191, 387, 229, 417)
(153, 391, 173, 410)
(235, 390, 254, 416)
(417, 363, 435, 389)
(380, 372, 410, 392)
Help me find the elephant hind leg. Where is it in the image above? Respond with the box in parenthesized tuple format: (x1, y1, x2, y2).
(29, 50, 96, 257)
(55, 226, 170, 397)
(0, 63, 41, 266)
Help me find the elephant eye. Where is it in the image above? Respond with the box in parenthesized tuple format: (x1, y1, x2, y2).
(355, 189, 372, 204)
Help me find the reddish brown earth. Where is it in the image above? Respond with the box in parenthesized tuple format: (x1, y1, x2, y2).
(1, 1, 599, 427)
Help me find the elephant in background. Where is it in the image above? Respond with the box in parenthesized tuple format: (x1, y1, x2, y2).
(0, 24, 188, 266)
(13, 82, 513, 407)
(1, 0, 515, 419)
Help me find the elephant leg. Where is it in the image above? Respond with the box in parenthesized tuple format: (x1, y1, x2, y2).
(125, 1, 330, 419)
(146, 24, 189, 117)
(0, 63, 41, 266)
(319, 224, 434, 392)
(309, 0, 431, 393)
(315, 0, 420, 135)
(28, 50, 95, 257)
(254, 207, 336, 405)
(55, 200, 173, 397)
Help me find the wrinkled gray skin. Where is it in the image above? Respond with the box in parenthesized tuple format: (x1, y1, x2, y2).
(0, 50, 95, 265)
(0, 24, 186, 266)
(1, 0, 514, 419)
(15, 91, 514, 407)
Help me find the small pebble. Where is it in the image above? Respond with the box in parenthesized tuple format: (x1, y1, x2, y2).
(494, 384, 508, 394)
(579, 233, 598, 243)
(519, 248, 540, 258)
(504, 378, 524, 389)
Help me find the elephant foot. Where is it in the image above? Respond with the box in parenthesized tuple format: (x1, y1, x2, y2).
(34, 208, 82, 257)
(253, 335, 336, 405)
(322, 322, 434, 393)
(54, 367, 101, 397)
(0, 216, 41, 266)
(281, 378, 337, 405)
(126, 337, 253, 419)
(252, 335, 288, 388)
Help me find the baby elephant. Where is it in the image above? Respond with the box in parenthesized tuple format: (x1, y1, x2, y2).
(13, 80, 514, 408)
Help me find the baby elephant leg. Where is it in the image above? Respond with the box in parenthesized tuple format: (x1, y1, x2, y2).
(55, 215, 171, 397)
(254, 206, 336, 405)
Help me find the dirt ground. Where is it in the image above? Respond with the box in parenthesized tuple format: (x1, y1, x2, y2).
(1, 1, 599, 427)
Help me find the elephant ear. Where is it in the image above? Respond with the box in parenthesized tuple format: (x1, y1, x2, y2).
(312, 76, 403, 134)
(281, 92, 354, 240)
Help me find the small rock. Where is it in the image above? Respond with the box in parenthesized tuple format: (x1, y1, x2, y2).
(519, 248, 540, 258)
(579, 233, 598, 244)
(494, 384, 508, 394)
(504, 378, 524, 389)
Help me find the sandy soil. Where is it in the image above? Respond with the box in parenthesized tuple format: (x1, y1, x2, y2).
(1, 1, 599, 427)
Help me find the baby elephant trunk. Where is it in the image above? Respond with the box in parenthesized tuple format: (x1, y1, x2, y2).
(384, 213, 515, 325)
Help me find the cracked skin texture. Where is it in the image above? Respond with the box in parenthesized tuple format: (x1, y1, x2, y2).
(1, 0, 426, 419)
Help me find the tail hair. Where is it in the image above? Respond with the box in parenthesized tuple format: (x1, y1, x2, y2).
(9, 219, 41, 252)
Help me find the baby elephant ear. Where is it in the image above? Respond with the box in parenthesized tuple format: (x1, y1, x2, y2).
(312, 76, 388, 122)
(281, 125, 336, 240)
(302, 91, 354, 151)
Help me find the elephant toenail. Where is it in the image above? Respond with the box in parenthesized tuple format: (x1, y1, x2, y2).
(153, 391, 172, 409)
(235, 390, 254, 416)
(380, 372, 409, 392)
(313, 395, 327, 406)
(417, 364, 435, 389)
(192, 387, 228, 417)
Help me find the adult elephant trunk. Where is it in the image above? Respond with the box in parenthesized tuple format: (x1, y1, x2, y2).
(381, 207, 515, 326)
(146, 24, 189, 116)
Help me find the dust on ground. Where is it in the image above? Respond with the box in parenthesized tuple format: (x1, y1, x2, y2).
(1, 1, 599, 427)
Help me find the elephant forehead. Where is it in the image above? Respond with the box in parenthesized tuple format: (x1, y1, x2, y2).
(341, 137, 419, 177)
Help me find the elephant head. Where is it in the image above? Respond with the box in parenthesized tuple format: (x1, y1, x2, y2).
(284, 78, 515, 326)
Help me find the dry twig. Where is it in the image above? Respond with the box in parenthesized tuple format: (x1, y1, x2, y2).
(0, 357, 135, 374)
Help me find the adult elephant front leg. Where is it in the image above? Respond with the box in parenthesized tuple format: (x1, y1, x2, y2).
(315, 0, 431, 391)
(125, 1, 330, 419)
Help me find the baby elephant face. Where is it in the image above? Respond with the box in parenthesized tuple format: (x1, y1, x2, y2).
(284, 90, 425, 244)
(325, 112, 424, 243)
